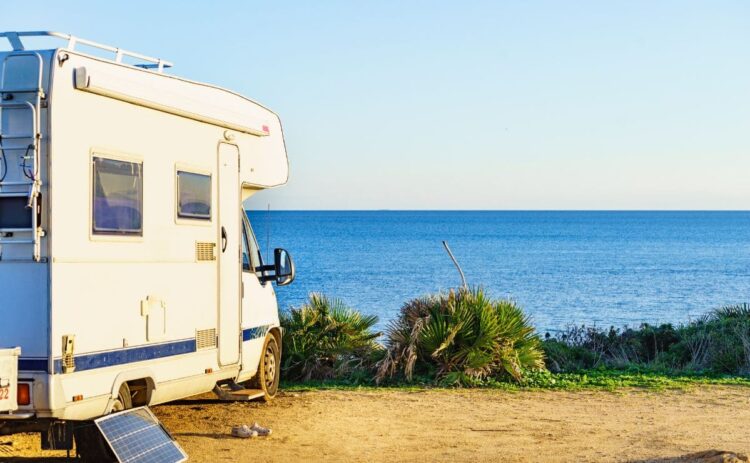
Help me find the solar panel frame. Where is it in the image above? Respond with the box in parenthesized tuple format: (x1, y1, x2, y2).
(95, 406, 187, 463)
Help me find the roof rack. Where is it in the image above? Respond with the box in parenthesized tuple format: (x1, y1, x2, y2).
(0, 31, 173, 73)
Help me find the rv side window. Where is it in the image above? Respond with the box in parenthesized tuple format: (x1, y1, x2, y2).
(92, 157, 143, 236)
(177, 171, 211, 220)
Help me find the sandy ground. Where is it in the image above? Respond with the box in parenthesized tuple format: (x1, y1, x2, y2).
(1, 386, 749, 462)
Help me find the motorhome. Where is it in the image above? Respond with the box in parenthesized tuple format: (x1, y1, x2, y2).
(0, 31, 294, 450)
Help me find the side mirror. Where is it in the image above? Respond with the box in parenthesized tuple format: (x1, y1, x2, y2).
(273, 248, 295, 286)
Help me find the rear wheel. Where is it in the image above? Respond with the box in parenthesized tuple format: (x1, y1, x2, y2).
(74, 383, 132, 462)
(110, 383, 132, 412)
(254, 335, 280, 401)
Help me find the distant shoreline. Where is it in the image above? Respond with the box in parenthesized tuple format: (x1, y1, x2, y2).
(247, 209, 750, 213)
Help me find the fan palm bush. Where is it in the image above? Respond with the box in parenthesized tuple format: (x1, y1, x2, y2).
(281, 293, 382, 381)
(376, 288, 545, 385)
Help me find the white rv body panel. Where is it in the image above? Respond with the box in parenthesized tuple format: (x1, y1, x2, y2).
(0, 37, 289, 425)
(238, 269, 280, 382)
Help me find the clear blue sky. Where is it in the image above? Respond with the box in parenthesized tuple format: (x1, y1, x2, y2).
(3, 1, 749, 209)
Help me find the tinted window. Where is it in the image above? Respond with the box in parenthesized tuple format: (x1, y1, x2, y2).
(0, 196, 31, 229)
(242, 214, 264, 275)
(177, 171, 211, 220)
(92, 157, 143, 235)
(242, 224, 252, 272)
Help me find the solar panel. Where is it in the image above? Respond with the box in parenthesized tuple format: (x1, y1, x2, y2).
(95, 407, 187, 463)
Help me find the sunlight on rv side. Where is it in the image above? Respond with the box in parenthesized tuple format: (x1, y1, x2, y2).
(92, 157, 143, 235)
(0, 30, 292, 461)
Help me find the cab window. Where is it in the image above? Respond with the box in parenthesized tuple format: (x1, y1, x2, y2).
(241, 213, 263, 276)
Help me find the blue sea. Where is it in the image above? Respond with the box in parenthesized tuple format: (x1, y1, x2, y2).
(246, 211, 750, 334)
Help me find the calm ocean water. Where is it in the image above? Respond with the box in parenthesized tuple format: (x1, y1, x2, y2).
(246, 211, 750, 334)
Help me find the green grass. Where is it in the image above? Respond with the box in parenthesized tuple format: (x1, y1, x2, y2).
(515, 368, 750, 391)
(282, 368, 750, 393)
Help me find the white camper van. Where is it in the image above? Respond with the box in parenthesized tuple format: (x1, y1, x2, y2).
(0, 31, 294, 448)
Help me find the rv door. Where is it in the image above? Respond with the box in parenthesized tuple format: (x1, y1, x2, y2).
(217, 144, 241, 366)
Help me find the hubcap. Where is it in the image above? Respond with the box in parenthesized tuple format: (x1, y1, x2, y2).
(264, 346, 276, 388)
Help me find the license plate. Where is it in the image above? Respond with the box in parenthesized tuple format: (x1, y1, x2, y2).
(0, 386, 9, 401)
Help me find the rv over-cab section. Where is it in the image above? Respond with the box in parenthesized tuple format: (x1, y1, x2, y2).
(69, 60, 289, 191)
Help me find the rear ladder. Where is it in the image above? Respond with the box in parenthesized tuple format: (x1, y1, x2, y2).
(0, 51, 44, 262)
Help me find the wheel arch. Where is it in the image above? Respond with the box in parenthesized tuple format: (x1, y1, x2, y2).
(107, 368, 156, 412)
(268, 326, 282, 354)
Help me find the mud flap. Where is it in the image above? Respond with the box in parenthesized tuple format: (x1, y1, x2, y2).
(40, 421, 73, 451)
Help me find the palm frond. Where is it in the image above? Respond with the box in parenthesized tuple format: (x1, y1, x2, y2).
(281, 293, 381, 381)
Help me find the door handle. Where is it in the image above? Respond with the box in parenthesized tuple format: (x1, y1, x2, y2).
(221, 226, 228, 253)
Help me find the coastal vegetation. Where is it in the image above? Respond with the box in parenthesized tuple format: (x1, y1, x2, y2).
(282, 289, 544, 385)
(280, 292, 750, 390)
(543, 303, 750, 376)
(280, 293, 381, 381)
(375, 288, 545, 385)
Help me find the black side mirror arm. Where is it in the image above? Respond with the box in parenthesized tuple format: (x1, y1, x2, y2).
(257, 265, 275, 283)
(255, 248, 295, 285)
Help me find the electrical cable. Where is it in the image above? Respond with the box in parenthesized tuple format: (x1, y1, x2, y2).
(0, 141, 7, 183)
(21, 144, 33, 180)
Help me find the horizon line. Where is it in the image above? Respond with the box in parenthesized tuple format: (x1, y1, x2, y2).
(244, 209, 750, 212)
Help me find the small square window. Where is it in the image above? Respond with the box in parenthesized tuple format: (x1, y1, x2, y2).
(92, 157, 143, 236)
(0, 196, 32, 229)
(177, 171, 211, 220)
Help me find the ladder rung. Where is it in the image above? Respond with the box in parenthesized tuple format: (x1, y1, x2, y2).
(0, 191, 32, 197)
(0, 103, 35, 109)
(0, 146, 37, 151)
(0, 88, 43, 93)
(1, 134, 36, 140)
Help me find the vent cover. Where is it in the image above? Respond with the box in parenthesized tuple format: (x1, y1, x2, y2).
(62, 335, 76, 374)
(195, 242, 216, 261)
(196, 328, 217, 350)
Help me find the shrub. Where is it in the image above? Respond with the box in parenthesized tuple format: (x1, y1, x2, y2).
(670, 304, 750, 374)
(544, 303, 750, 375)
(376, 288, 545, 385)
(281, 293, 382, 381)
(542, 337, 600, 372)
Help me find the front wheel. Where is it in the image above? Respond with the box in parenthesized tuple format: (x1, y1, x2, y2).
(253, 335, 280, 401)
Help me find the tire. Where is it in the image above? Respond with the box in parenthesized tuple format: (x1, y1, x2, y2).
(111, 383, 133, 412)
(254, 335, 281, 401)
(74, 383, 132, 462)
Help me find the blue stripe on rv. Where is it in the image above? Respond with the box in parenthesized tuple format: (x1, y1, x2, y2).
(242, 325, 270, 342)
(53, 339, 197, 374)
(19, 326, 271, 374)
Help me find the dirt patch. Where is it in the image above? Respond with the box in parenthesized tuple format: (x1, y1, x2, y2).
(1, 386, 749, 462)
